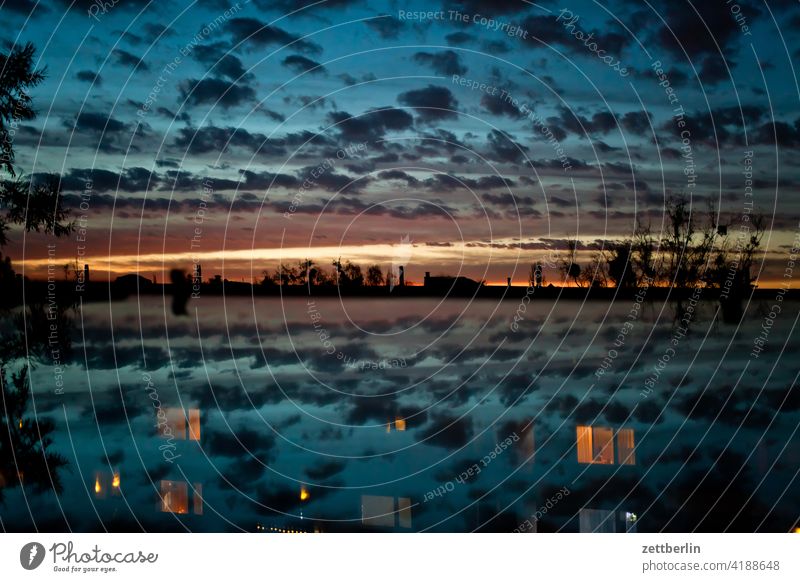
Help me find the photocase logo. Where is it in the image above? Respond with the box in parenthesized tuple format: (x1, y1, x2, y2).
(20, 542, 46, 570)
(389, 234, 413, 291)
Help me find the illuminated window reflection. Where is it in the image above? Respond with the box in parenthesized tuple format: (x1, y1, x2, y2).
(576, 425, 636, 466)
(159, 408, 201, 441)
(159, 480, 203, 515)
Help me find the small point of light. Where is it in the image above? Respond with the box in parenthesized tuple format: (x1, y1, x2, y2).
(94, 477, 101, 494)
(112, 473, 120, 488)
(300, 486, 310, 501)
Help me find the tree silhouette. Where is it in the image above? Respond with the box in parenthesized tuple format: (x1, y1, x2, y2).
(0, 364, 68, 503)
(365, 264, 384, 286)
(0, 42, 44, 176)
(0, 44, 72, 247)
(0, 42, 70, 502)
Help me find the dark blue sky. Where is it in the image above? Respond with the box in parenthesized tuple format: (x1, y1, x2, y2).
(4, 0, 799, 283)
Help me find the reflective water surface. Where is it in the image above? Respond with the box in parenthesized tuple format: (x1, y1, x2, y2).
(2, 296, 799, 532)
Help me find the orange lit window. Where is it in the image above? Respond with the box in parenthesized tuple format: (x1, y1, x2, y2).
(576, 426, 593, 464)
(188, 409, 201, 441)
(616, 428, 636, 465)
(394, 417, 407, 431)
(160, 480, 188, 514)
(192, 483, 203, 515)
(161, 408, 186, 439)
(161, 408, 201, 441)
(576, 426, 614, 464)
(592, 427, 615, 464)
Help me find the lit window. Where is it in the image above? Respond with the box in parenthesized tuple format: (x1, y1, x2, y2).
(616, 428, 636, 465)
(576, 425, 635, 466)
(160, 480, 188, 514)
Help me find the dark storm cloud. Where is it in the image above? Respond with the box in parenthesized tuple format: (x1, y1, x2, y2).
(178, 77, 256, 109)
(113, 49, 150, 72)
(413, 50, 467, 76)
(282, 54, 327, 75)
(364, 14, 403, 39)
(227, 18, 321, 55)
(397, 85, 460, 122)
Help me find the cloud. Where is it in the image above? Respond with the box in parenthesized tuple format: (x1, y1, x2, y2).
(173, 125, 268, 154)
(113, 49, 149, 71)
(620, 111, 653, 136)
(413, 50, 467, 75)
(443, 0, 548, 15)
(227, 17, 321, 55)
(57, 167, 157, 193)
(66, 111, 130, 134)
(282, 54, 327, 75)
(485, 129, 529, 164)
(364, 15, 403, 38)
(178, 77, 256, 109)
(397, 85, 460, 122)
(193, 42, 250, 81)
(445, 31, 476, 45)
(75, 70, 102, 85)
(327, 107, 414, 142)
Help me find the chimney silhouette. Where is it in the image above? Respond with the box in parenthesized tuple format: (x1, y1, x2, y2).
(507, 277, 511, 287)
(398, 266, 405, 287)
(424, 271, 430, 287)
(84, 264, 90, 286)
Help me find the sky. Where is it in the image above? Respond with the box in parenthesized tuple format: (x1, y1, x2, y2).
(3, 0, 800, 284)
